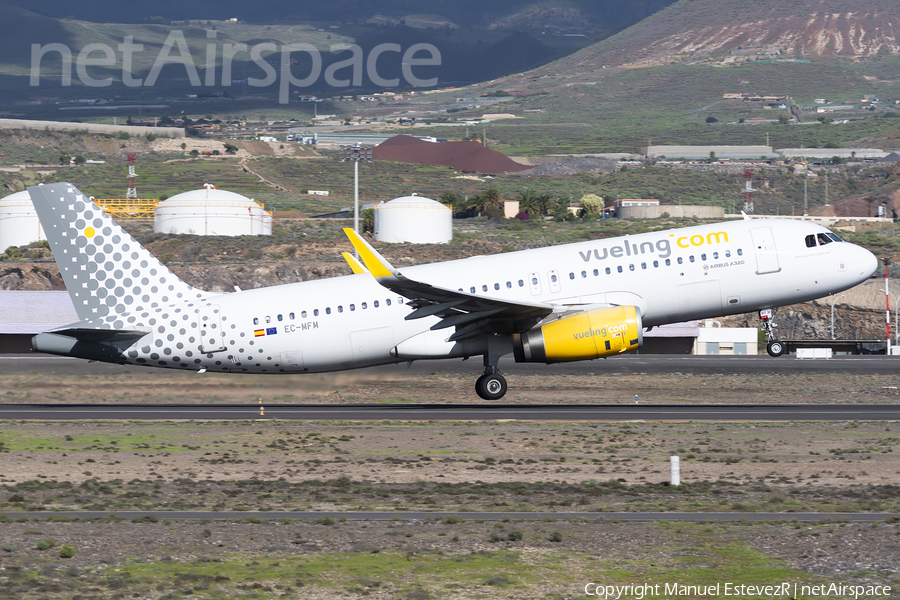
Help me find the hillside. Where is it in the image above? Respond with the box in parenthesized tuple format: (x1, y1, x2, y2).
(536, 0, 900, 74)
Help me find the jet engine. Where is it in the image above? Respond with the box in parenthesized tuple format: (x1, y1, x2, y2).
(512, 305, 642, 363)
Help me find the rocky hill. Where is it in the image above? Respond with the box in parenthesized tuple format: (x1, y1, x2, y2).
(522, 0, 900, 75)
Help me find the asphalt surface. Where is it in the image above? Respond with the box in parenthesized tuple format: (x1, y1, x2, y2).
(1, 403, 898, 420)
(3, 353, 900, 376)
(2, 511, 895, 523)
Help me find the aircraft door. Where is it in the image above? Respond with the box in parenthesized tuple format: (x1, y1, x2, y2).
(528, 272, 542, 296)
(548, 270, 561, 293)
(198, 305, 226, 353)
(750, 227, 781, 275)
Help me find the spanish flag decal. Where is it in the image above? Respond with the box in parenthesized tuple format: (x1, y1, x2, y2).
(254, 329, 265, 337)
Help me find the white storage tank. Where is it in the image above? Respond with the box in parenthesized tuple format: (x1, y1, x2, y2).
(0, 190, 46, 252)
(154, 185, 272, 236)
(374, 195, 452, 244)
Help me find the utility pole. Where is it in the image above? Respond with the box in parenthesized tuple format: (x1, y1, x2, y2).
(339, 144, 373, 259)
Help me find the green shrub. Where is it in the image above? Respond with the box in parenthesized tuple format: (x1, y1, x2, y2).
(59, 544, 76, 558)
(36, 538, 56, 550)
(548, 531, 563, 543)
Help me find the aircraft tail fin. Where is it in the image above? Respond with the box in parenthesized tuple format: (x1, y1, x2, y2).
(27, 182, 210, 322)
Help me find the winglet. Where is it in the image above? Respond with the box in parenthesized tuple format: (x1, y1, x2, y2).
(342, 228, 396, 278)
(341, 251, 369, 275)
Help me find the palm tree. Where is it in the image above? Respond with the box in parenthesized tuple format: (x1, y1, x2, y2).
(481, 187, 503, 212)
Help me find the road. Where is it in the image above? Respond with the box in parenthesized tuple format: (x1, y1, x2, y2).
(1, 511, 894, 523)
(1, 403, 897, 421)
(2, 353, 899, 376)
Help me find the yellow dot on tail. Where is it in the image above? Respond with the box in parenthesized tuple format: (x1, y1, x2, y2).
(84, 227, 95, 238)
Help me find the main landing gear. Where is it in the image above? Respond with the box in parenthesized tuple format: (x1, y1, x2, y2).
(475, 366, 508, 400)
(759, 308, 785, 357)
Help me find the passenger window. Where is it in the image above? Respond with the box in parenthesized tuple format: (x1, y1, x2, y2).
(494, 283, 500, 290)
(289, 312, 295, 320)
(482, 285, 488, 292)
(301, 310, 307, 318)
(518, 280, 525, 287)
(581, 270, 587, 278)
(337, 305, 343, 313)
(713, 252, 718, 259)
(265, 316, 271, 323)
(677, 257, 683, 264)
(617, 265, 623, 273)
(326, 307, 331, 315)
(689, 256, 695, 263)
(386, 299, 391, 306)
(362, 302, 367, 309)
(805, 234, 817, 248)
(314, 309, 319, 316)
(629, 264, 635, 271)
(653, 260, 659, 268)
(701, 254, 707, 261)
(817, 233, 832, 245)
(737, 249, 743, 256)
(725, 250, 731, 258)
(641, 262, 647, 269)
(569, 273, 575, 280)
(350, 304, 355, 311)
(398, 298, 404, 304)
(665, 259, 671, 266)
(506, 281, 512, 289)
(253, 317, 259, 325)
(374, 300, 380, 308)
(593, 269, 599, 276)
(470, 287, 476, 294)
(277, 314, 283, 322)
(605, 267, 611, 274)
(551, 274, 558, 283)
(532, 277, 538, 285)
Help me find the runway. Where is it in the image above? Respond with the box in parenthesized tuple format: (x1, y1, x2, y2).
(1, 403, 898, 420)
(1, 511, 894, 523)
(2, 353, 900, 376)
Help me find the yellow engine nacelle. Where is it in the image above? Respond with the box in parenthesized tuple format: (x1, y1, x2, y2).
(512, 306, 642, 363)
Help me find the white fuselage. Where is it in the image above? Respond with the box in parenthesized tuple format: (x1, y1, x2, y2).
(119, 218, 874, 374)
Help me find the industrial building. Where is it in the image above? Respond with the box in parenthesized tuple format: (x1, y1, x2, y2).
(645, 145, 778, 160)
(0, 291, 78, 352)
(374, 196, 452, 244)
(777, 148, 889, 160)
(154, 185, 272, 236)
(0, 190, 46, 252)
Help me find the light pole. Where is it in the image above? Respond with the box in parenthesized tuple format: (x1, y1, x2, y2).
(880, 288, 898, 348)
(830, 294, 844, 340)
(883, 257, 892, 355)
(339, 144, 372, 258)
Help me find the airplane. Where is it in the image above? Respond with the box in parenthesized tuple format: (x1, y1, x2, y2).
(28, 182, 877, 400)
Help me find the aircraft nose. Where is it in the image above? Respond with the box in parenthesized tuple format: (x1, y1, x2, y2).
(855, 245, 878, 279)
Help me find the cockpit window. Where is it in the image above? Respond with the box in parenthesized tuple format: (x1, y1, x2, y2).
(805, 234, 817, 248)
(827, 233, 843, 242)
(817, 233, 832, 245)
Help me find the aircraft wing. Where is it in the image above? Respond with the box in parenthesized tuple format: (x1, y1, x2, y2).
(344, 229, 554, 341)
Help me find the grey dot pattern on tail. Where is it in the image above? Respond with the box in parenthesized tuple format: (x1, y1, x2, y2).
(39, 184, 212, 323)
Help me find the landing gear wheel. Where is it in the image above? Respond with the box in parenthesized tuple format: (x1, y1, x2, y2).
(474, 375, 487, 400)
(477, 373, 508, 401)
(766, 340, 785, 357)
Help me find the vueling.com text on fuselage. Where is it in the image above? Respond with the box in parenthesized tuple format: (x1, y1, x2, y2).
(578, 231, 729, 263)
